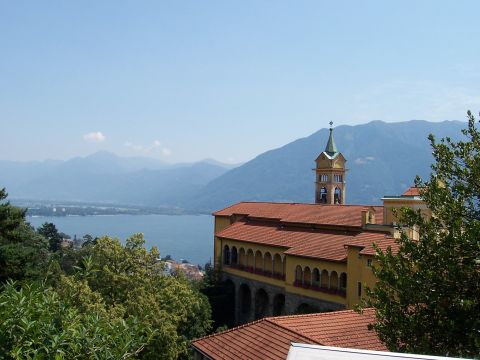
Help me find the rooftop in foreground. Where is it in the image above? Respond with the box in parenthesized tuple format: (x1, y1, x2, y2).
(192, 309, 385, 360)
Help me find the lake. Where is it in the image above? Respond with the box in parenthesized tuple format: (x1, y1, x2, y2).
(27, 214, 214, 266)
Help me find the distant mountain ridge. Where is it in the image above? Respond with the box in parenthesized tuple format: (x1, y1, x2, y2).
(0, 120, 466, 212)
(187, 120, 465, 212)
(0, 152, 234, 207)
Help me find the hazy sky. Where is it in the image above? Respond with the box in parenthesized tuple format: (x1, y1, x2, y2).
(1, 1, 479, 163)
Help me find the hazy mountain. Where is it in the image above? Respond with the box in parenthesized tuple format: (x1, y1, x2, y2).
(0, 120, 466, 212)
(188, 120, 466, 212)
(0, 152, 232, 206)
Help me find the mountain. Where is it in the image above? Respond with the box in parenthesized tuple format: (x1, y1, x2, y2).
(0, 152, 232, 206)
(0, 120, 467, 212)
(188, 120, 466, 212)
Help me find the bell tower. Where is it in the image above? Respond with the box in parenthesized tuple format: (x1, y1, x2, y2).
(314, 122, 347, 204)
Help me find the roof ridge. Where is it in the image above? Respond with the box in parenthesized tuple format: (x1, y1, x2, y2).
(191, 318, 269, 343)
(266, 308, 371, 322)
(264, 318, 323, 345)
(216, 201, 384, 207)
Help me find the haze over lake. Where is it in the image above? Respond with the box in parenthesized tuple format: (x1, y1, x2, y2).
(27, 214, 213, 266)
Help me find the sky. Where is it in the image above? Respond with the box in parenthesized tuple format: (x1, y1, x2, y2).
(1, 1, 479, 163)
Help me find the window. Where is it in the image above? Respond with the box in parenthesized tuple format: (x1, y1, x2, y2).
(320, 187, 327, 203)
(367, 258, 373, 267)
(334, 174, 343, 182)
(334, 187, 342, 204)
(319, 174, 328, 182)
(223, 245, 231, 265)
(357, 282, 362, 297)
(340, 273, 347, 289)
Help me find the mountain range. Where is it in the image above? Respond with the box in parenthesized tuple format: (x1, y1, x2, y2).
(1, 120, 466, 213)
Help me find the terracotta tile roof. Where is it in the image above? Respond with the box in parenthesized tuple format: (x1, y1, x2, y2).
(358, 236, 400, 256)
(216, 220, 393, 261)
(214, 202, 384, 228)
(192, 309, 385, 359)
(192, 318, 316, 360)
(401, 186, 422, 196)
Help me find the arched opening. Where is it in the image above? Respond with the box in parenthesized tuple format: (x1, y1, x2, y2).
(273, 294, 285, 316)
(231, 246, 238, 265)
(239, 284, 252, 324)
(340, 272, 347, 290)
(295, 303, 319, 315)
(213, 279, 235, 328)
(246, 249, 254, 269)
(264, 252, 273, 275)
(254, 288, 269, 320)
(239, 248, 246, 268)
(273, 253, 282, 277)
(321, 269, 329, 288)
(334, 187, 342, 204)
(304, 266, 312, 287)
(320, 187, 328, 203)
(223, 245, 230, 265)
(313, 268, 320, 286)
(254, 250, 263, 272)
(330, 271, 339, 290)
(295, 265, 303, 285)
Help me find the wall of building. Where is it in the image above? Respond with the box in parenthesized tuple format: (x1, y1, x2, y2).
(213, 216, 232, 266)
(218, 238, 349, 314)
(346, 246, 376, 308)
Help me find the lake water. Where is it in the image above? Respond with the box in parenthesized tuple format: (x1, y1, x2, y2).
(27, 214, 214, 266)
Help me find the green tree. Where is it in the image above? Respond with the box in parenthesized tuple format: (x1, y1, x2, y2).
(37, 222, 63, 252)
(0, 188, 49, 283)
(85, 234, 212, 359)
(0, 281, 152, 359)
(199, 261, 236, 330)
(364, 111, 480, 357)
(81, 234, 96, 247)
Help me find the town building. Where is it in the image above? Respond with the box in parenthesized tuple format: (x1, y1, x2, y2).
(212, 124, 423, 324)
(163, 259, 204, 281)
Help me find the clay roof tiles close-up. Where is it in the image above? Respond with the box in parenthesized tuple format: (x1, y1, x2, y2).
(192, 309, 385, 360)
(213, 202, 384, 228)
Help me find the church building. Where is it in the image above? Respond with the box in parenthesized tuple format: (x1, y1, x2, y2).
(212, 123, 423, 324)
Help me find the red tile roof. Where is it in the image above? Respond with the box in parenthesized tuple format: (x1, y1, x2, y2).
(401, 186, 422, 196)
(192, 317, 316, 360)
(344, 232, 399, 256)
(216, 220, 393, 261)
(192, 309, 385, 360)
(214, 202, 384, 228)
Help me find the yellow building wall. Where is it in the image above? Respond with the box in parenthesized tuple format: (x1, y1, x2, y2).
(214, 216, 232, 267)
(284, 255, 346, 284)
(214, 218, 381, 309)
(346, 247, 377, 308)
(284, 255, 348, 306)
(224, 267, 286, 288)
(220, 239, 286, 261)
(383, 199, 430, 225)
(214, 216, 231, 233)
(218, 236, 350, 306)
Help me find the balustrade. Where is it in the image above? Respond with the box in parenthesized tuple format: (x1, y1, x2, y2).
(227, 263, 286, 281)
